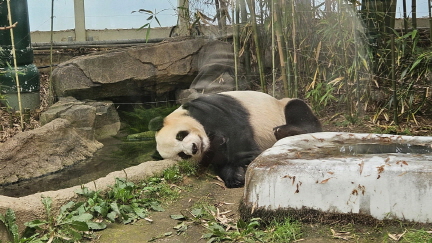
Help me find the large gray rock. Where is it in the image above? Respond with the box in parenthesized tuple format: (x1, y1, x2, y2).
(40, 97, 120, 140)
(0, 118, 103, 185)
(52, 37, 211, 100)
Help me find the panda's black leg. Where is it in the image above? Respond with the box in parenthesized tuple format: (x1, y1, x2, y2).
(217, 165, 246, 188)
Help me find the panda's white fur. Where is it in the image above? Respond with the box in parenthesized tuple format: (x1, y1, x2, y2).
(223, 91, 290, 150)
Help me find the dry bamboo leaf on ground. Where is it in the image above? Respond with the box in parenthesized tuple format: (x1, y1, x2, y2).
(388, 230, 406, 241)
(330, 228, 353, 240)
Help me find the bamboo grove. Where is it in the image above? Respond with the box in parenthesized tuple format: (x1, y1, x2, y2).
(208, 0, 432, 124)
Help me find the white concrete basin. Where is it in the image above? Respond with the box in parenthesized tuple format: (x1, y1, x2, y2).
(243, 132, 432, 223)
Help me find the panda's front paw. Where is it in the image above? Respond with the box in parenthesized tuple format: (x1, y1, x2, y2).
(224, 178, 244, 188)
(219, 166, 246, 188)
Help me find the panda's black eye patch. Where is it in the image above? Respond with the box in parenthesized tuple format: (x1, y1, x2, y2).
(176, 131, 189, 141)
(178, 152, 192, 160)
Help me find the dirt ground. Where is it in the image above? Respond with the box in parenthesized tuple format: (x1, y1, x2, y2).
(90, 171, 428, 243)
(92, 176, 351, 243)
(93, 177, 243, 243)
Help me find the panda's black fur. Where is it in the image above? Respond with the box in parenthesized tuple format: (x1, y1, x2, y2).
(273, 99, 322, 140)
(183, 94, 262, 187)
(153, 91, 322, 188)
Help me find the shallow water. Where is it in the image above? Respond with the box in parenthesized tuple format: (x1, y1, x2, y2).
(0, 137, 156, 197)
(339, 143, 432, 155)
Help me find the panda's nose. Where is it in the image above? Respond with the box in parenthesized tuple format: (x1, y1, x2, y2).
(192, 143, 198, 154)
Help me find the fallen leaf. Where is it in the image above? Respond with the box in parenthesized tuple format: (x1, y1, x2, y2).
(388, 230, 406, 241)
(320, 178, 332, 184)
(358, 160, 364, 175)
(331, 228, 353, 240)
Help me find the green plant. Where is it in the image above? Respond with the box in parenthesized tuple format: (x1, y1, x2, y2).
(75, 165, 187, 225)
(25, 197, 105, 243)
(133, 8, 164, 41)
(401, 229, 432, 242)
(0, 208, 40, 243)
(203, 217, 302, 243)
(178, 160, 198, 177)
(306, 81, 336, 115)
(264, 218, 302, 242)
(371, 29, 431, 124)
(0, 165, 192, 242)
(76, 178, 164, 225)
(173, 199, 302, 243)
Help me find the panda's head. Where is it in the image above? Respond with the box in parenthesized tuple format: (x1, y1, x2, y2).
(152, 108, 210, 162)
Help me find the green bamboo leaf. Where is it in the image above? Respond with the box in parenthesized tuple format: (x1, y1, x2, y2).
(154, 16, 161, 27)
(146, 26, 151, 42)
(137, 23, 149, 31)
(135, 9, 153, 14)
(409, 59, 422, 72)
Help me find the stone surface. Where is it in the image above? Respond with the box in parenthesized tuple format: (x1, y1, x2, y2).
(40, 97, 120, 140)
(52, 37, 212, 100)
(243, 132, 432, 223)
(51, 38, 242, 102)
(0, 118, 103, 185)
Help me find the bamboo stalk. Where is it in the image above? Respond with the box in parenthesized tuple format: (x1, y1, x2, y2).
(48, 0, 55, 105)
(291, 0, 298, 97)
(247, 0, 267, 93)
(271, 0, 276, 96)
(239, 0, 251, 77)
(411, 0, 416, 29)
(6, 0, 24, 130)
(273, 0, 289, 97)
(233, 0, 240, 90)
(429, 0, 432, 41)
(391, 34, 398, 125)
(402, 0, 408, 33)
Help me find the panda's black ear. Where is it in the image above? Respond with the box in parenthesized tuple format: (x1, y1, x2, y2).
(148, 116, 164, 131)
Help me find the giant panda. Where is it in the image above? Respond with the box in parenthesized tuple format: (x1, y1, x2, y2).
(151, 90, 321, 188)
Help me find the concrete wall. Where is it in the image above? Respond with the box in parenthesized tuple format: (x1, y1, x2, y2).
(30, 26, 226, 44)
(30, 27, 173, 43)
(30, 18, 428, 44)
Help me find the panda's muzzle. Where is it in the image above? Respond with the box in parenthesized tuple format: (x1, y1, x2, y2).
(192, 143, 198, 155)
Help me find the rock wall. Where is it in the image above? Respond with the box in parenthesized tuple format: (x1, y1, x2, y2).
(52, 37, 210, 100)
(0, 119, 103, 185)
(0, 97, 120, 185)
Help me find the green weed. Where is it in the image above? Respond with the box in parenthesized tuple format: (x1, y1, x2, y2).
(0, 208, 40, 243)
(203, 217, 302, 243)
(24, 197, 105, 243)
(306, 82, 336, 115)
(401, 229, 432, 243)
